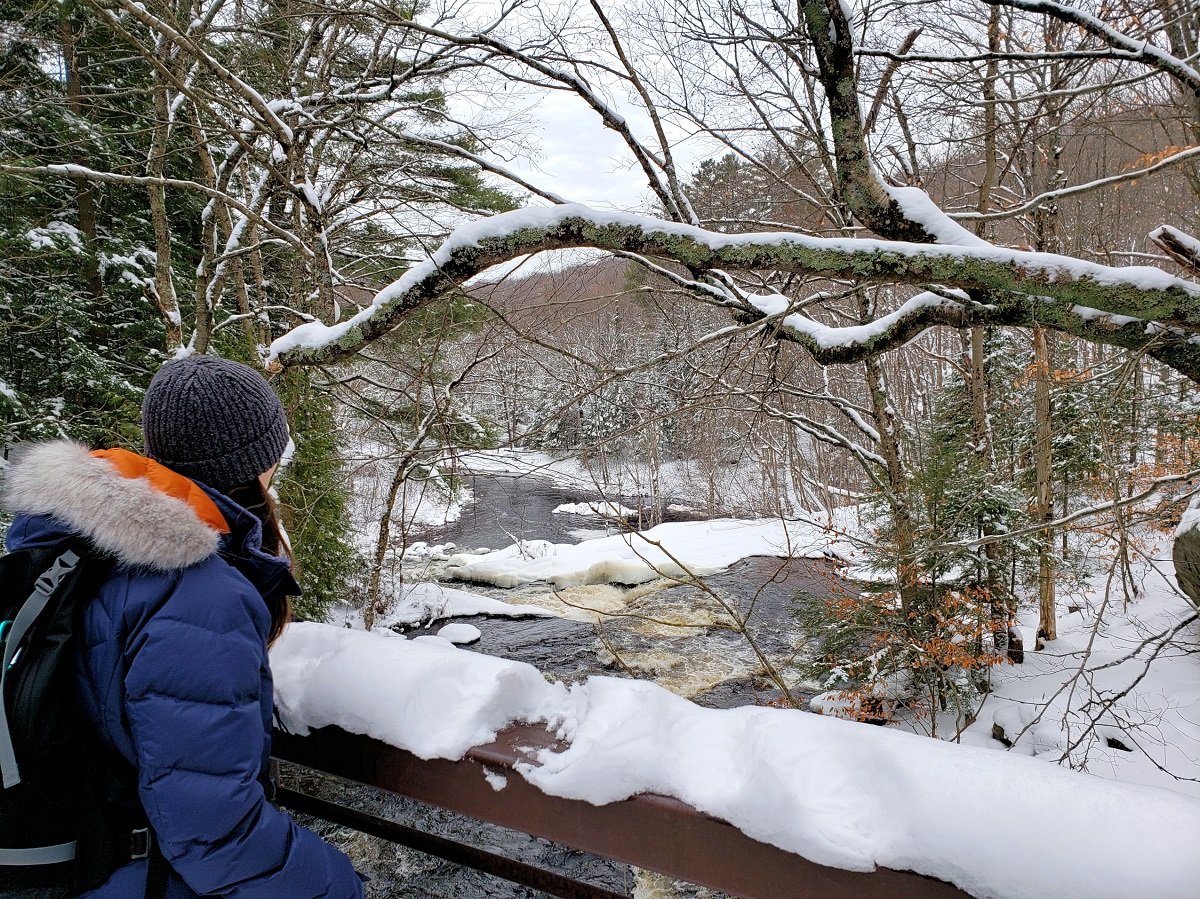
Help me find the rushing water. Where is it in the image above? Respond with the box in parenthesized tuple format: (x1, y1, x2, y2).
(289, 471, 838, 898)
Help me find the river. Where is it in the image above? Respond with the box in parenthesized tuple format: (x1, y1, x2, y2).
(285, 470, 840, 898)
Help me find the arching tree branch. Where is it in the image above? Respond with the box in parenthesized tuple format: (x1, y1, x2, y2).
(269, 206, 1200, 379)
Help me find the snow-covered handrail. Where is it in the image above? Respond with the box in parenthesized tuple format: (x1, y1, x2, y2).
(268, 205, 1200, 377)
(270, 622, 1200, 899)
(274, 723, 971, 899)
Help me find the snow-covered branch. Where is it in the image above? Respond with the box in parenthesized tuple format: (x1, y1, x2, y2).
(1151, 225, 1200, 277)
(269, 205, 1200, 379)
(983, 0, 1200, 91)
(954, 146, 1200, 224)
(388, 16, 692, 222)
(0, 163, 312, 257)
(800, 0, 944, 245)
(109, 0, 296, 146)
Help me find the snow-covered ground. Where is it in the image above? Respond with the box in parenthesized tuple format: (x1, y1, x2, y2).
(452, 447, 603, 491)
(454, 447, 823, 518)
(960, 552, 1200, 802)
(342, 432, 474, 562)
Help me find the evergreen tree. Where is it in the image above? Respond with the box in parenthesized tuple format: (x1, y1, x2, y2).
(275, 371, 356, 619)
(799, 332, 1032, 732)
(0, 1, 165, 454)
(1, 0, 522, 621)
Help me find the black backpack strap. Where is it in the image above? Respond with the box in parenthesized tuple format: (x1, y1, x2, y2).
(145, 838, 169, 899)
(128, 816, 169, 898)
(0, 549, 81, 788)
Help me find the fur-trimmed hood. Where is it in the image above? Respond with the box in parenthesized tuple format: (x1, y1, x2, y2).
(2, 441, 225, 570)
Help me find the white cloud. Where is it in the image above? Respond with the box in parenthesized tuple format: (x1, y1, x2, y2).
(523, 90, 657, 211)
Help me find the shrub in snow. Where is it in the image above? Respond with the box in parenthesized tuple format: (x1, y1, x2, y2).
(798, 576, 1007, 736)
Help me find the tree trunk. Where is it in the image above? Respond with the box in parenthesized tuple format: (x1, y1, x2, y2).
(1031, 23, 1067, 649)
(864, 349, 918, 611)
(59, 13, 102, 301)
(365, 459, 409, 632)
(147, 56, 183, 350)
(1034, 326, 1056, 645)
(972, 7, 1004, 626)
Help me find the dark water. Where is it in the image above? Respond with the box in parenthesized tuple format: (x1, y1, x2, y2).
(412, 471, 835, 701)
(411, 554, 837, 708)
(296, 473, 838, 898)
(422, 472, 707, 554)
(432, 473, 590, 550)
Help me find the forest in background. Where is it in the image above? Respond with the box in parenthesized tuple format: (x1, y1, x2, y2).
(2, 0, 1199, 743)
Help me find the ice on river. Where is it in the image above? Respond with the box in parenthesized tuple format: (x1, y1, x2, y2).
(331, 581, 555, 631)
(553, 500, 638, 518)
(444, 514, 855, 589)
(272, 621, 1200, 899)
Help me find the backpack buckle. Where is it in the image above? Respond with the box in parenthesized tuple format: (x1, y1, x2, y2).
(130, 827, 152, 860)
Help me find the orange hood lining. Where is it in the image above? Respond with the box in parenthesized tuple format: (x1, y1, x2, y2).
(90, 448, 230, 535)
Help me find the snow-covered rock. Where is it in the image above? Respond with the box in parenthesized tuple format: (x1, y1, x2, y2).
(332, 581, 554, 630)
(437, 623, 482, 645)
(1172, 495, 1200, 608)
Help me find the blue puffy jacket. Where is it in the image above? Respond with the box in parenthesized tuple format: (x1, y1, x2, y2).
(2, 441, 363, 899)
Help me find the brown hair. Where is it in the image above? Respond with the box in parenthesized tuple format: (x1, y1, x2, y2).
(226, 478, 292, 645)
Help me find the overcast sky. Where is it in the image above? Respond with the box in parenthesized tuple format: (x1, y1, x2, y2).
(515, 90, 656, 211)
(439, 71, 726, 285)
(455, 83, 716, 215)
(430, 0, 724, 214)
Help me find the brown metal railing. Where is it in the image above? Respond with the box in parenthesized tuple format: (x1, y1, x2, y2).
(273, 724, 973, 899)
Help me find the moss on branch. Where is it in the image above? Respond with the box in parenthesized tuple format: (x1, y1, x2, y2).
(275, 213, 1200, 381)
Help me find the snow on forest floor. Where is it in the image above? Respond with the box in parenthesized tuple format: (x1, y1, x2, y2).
(340, 432, 474, 558)
(959, 551, 1200, 801)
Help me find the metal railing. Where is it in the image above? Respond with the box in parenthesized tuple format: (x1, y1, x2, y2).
(273, 724, 972, 899)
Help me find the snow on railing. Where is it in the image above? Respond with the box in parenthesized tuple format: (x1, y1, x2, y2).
(271, 622, 1200, 899)
(273, 723, 969, 899)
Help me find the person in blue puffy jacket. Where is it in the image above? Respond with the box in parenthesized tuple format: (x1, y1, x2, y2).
(2, 355, 364, 898)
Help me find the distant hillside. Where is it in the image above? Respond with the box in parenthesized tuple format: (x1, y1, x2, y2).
(467, 254, 636, 322)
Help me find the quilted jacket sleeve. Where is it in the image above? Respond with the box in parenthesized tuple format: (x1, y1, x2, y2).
(122, 559, 363, 899)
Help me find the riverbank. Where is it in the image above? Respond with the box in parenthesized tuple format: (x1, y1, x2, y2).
(310, 456, 1200, 897)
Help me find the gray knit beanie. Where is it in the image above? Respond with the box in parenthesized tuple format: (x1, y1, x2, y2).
(142, 355, 289, 494)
